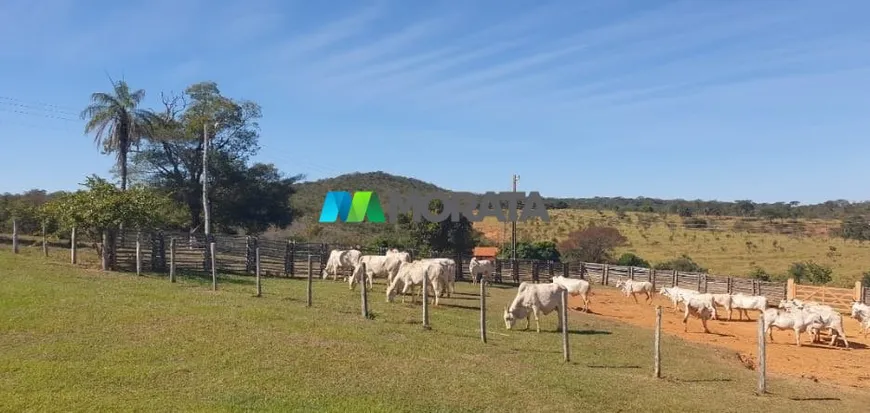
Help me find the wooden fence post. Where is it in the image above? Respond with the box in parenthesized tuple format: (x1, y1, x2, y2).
(855, 281, 863, 302)
(561, 289, 570, 362)
(629, 266, 634, 280)
(696, 273, 702, 292)
(255, 247, 262, 297)
(757, 317, 767, 394)
(702, 274, 708, 293)
(727, 277, 733, 294)
(548, 260, 554, 279)
(210, 242, 217, 291)
(135, 231, 142, 276)
(307, 254, 313, 307)
(360, 262, 369, 319)
(101, 230, 109, 271)
(786, 278, 795, 300)
(11, 219, 18, 254)
(672, 270, 677, 287)
(70, 227, 77, 264)
(422, 268, 431, 330)
(480, 280, 487, 343)
(42, 221, 48, 257)
(563, 262, 569, 278)
(654, 306, 662, 378)
(169, 238, 176, 283)
(512, 259, 518, 285)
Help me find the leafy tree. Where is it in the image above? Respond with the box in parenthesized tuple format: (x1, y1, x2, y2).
(499, 241, 560, 261)
(80, 79, 153, 191)
(749, 266, 771, 281)
(132, 82, 298, 233)
(653, 254, 707, 273)
(839, 215, 870, 241)
(615, 253, 650, 268)
(861, 270, 870, 288)
(396, 199, 479, 257)
(788, 261, 832, 285)
(41, 175, 179, 258)
(557, 226, 627, 263)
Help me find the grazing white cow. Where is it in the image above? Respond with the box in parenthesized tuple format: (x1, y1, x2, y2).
(779, 300, 849, 347)
(615, 279, 653, 304)
(762, 308, 825, 347)
(728, 293, 768, 321)
(385, 260, 449, 306)
(851, 301, 870, 337)
(681, 293, 716, 333)
(420, 258, 456, 297)
(322, 249, 362, 281)
(469, 257, 495, 285)
(658, 286, 700, 312)
(348, 254, 404, 290)
(551, 275, 591, 312)
(503, 282, 568, 333)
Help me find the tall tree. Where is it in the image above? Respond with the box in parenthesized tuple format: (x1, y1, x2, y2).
(80, 79, 153, 191)
(132, 81, 298, 234)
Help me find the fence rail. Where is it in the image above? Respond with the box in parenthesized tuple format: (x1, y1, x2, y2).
(3, 230, 866, 309)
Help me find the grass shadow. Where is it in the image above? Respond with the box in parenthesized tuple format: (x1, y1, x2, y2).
(440, 303, 481, 311)
(788, 397, 841, 401)
(586, 364, 641, 369)
(570, 329, 612, 335)
(668, 377, 733, 383)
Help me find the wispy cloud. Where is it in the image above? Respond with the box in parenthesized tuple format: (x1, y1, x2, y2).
(257, 0, 870, 117)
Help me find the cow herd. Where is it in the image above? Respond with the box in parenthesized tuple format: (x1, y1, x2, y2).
(321, 247, 869, 348)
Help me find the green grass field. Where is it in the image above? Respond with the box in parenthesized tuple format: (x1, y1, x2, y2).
(2, 250, 869, 412)
(476, 210, 868, 286)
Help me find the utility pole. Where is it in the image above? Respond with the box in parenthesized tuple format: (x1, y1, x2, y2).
(202, 121, 210, 237)
(511, 174, 519, 261)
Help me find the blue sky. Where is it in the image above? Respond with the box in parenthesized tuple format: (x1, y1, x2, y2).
(1, 0, 869, 204)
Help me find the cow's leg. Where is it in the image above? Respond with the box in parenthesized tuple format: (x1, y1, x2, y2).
(701, 317, 710, 333)
(631, 292, 639, 304)
(532, 306, 541, 333)
(645, 290, 652, 304)
(682, 310, 690, 332)
(582, 293, 590, 313)
(795, 329, 801, 347)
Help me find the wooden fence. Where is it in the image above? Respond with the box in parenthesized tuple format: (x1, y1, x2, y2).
(786, 278, 863, 314)
(5, 230, 867, 310)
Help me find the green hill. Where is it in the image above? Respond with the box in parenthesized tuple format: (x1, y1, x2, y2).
(269, 171, 451, 243)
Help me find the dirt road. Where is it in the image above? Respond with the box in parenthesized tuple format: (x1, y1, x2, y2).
(567, 286, 870, 388)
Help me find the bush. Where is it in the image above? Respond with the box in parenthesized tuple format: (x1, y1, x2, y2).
(558, 226, 627, 263)
(615, 253, 650, 268)
(653, 254, 707, 273)
(788, 261, 832, 285)
(748, 266, 771, 282)
(862, 270, 870, 287)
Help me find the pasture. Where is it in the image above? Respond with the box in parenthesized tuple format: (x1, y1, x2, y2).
(476, 209, 870, 285)
(2, 251, 869, 412)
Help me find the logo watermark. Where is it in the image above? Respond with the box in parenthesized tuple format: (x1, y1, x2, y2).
(318, 190, 549, 223)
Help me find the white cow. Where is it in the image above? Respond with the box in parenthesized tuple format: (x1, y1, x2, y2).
(762, 308, 825, 347)
(503, 282, 568, 333)
(469, 257, 495, 285)
(385, 260, 449, 306)
(420, 258, 456, 297)
(779, 300, 849, 347)
(348, 254, 404, 290)
(322, 249, 362, 281)
(615, 279, 653, 304)
(709, 293, 733, 321)
(551, 275, 591, 312)
(850, 301, 870, 337)
(385, 248, 412, 262)
(682, 293, 716, 333)
(728, 293, 768, 320)
(659, 286, 699, 312)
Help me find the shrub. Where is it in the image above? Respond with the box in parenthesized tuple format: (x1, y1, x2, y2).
(558, 226, 627, 263)
(749, 266, 771, 282)
(615, 253, 650, 268)
(788, 261, 832, 285)
(653, 254, 707, 273)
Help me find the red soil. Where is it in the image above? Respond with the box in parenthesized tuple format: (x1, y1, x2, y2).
(567, 287, 870, 389)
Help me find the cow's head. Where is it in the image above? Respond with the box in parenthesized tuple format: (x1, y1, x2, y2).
(348, 264, 364, 290)
(503, 306, 516, 329)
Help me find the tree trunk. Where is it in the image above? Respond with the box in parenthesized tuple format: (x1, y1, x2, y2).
(120, 149, 128, 191)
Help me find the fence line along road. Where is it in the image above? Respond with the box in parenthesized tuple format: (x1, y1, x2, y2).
(2, 230, 867, 309)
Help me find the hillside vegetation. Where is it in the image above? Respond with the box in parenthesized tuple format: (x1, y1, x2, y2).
(273, 172, 867, 286)
(475, 210, 867, 286)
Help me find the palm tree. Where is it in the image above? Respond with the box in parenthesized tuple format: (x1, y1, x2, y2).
(80, 79, 153, 191)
